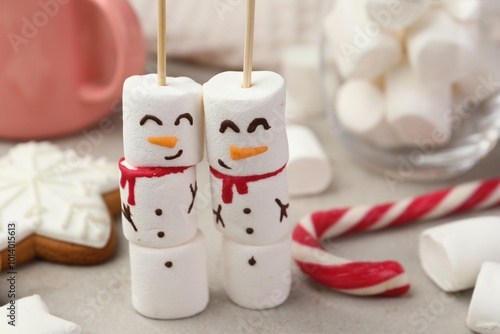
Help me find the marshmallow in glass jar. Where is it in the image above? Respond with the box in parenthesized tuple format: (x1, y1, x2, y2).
(322, 0, 500, 180)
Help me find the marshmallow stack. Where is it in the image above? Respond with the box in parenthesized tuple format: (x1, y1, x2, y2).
(120, 73, 208, 319)
(325, 0, 481, 148)
(204, 71, 292, 309)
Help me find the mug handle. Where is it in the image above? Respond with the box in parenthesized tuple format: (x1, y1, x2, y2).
(79, 0, 144, 105)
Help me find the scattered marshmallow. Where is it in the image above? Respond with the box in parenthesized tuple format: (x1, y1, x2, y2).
(122, 74, 204, 168)
(367, 0, 429, 30)
(386, 62, 452, 146)
(286, 125, 332, 196)
(419, 216, 500, 292)
(129, 231, 209, 319)
(222, 233, 292, 310)
(336, 80, 399, 147)
(324, 0, 402, 79)
(281, 45, 326, 122)
(406, 9, 476, 85)
(467, 262, 500, 334)
(441, 0, 481, 22)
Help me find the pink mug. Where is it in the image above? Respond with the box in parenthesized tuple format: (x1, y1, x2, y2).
(0, 0, 145, 140)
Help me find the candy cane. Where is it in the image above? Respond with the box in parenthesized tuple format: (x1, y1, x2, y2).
(292, 179, 500, 296)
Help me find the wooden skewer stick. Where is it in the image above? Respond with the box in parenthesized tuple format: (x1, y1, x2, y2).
(242, 0, 256, 88)
(157, 0, 167, 86)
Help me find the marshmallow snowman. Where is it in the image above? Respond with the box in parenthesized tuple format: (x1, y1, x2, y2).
(203, 71, 291, 245)
(129, 231, 209, 319)
(119, 160, 198, 248)
(120, 73, 208, 319)
(204, 70, 292, 310)
(123, 74, 204, 168)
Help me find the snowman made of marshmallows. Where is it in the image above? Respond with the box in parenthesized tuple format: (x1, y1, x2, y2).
(119, 74, 208, 319)
(203, 71, 292, 310)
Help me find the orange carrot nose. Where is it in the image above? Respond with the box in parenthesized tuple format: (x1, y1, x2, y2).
(230, 145, 268, 160)
(147, 136, 178, 148)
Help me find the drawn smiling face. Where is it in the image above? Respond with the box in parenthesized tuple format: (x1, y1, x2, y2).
(216, 117, 272, 171)
(204, 71, 289, 176)
(140, 112, 194, 161)
(123, 74, 204, 167)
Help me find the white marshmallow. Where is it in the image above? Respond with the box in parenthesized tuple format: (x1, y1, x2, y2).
(367, 0, 429, 30)
(324, 0, 402, 79)
(286, 125, 332, 196)
(282, 45, 324, 122)
(467, 262, 500, 334)
(209, 167, 290, 245)
(386, 62, 452, 146)
(407, 9, 476, 85)
(123, 74, 204, 168)
(222, 234, 292, 309)
(419, 216, 500, 292)
(441, 0, 480, 22)
(203, 71, 289, 176)
(129, 231, 209, 319)
(336, 80, 400, 147)
(119, 160, 198, 248)
(455, 35, 500, 104)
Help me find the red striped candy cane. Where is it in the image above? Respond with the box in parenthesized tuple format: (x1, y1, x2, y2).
(292, 179, 500, 296)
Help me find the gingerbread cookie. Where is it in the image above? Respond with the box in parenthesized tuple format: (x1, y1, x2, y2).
(0, 142, 120, 269)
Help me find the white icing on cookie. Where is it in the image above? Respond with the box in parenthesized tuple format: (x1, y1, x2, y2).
(0, 142, 118, 250)
(0, 295, 81, 333)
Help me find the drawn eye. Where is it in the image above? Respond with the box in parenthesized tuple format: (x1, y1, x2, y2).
(219, 120, 240, 134)
(247, 118, 271, 133)
(174, 113, 194, 126)
(140, 115, 163, 126)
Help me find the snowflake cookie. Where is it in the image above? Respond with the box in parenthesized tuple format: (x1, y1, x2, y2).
(0, 142, 120, 269)
(0, 295, 81, 333)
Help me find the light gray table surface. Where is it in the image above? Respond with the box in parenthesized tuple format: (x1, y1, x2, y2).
(1, 60, 499, 334)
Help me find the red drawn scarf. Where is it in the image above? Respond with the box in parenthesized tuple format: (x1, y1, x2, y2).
(209, 164, 286, 204)
(119, 158, 189, 205)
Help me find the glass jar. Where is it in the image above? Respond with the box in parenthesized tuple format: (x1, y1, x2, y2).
(322, 0, 500, 180)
